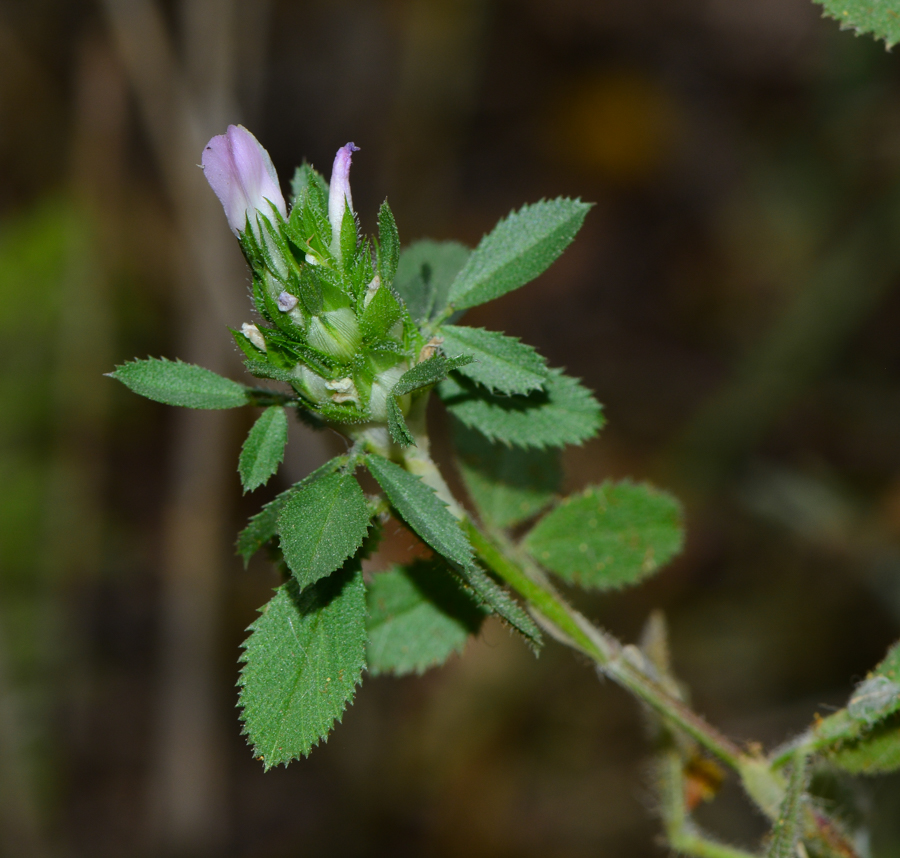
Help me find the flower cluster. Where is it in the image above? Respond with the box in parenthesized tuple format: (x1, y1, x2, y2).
(202, 126, 416, 431)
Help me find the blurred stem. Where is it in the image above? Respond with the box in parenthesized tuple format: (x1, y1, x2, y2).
(659, 748, 758, 858)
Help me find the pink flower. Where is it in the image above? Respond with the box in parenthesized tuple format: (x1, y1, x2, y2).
(328, 142, 359, 248)
(202, 125, 287, 237)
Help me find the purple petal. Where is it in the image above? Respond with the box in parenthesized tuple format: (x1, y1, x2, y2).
(328, 142, 359, 242)
(202, 125, 286, 235)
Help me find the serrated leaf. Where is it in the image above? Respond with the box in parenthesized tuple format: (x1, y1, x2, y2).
(455, 422, 561, 528)
(387, 395, 415, 447)
(820, 639, 900, 773)
(278, 470, 371, 588)
(377, 200, 400, 286)
(451, 561, 542, 652)
(290, 162, 329, 205)
(524, 481, 684, 590)
(393, 353, 474, 397)
(364, 450, 541, 650)
(815, 0, 900, 48)
(236, 459, 344, 565)
(394, 240, 470, 323)
(438, 325, 548, 395)
(438, 367, 603, 449)
(828, 711, 900, 775)
(239, 407, 289, 492)
(366, 560, 485, 676)
(339, 204, 358, 269)
(365, 454, 474, 568)
(360, 281, 403, 342)
(239, 562, 366, 768)
(447, 198, 591, 311)
(109, 357, 249, 409)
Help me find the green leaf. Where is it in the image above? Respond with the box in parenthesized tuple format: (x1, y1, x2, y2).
(820, 640, 900, 774)
(364, 455, 541, 649)
(450, 561, 542, 652)
(523, 481, 684, 590)
(290, 162, 329, 205)
(815, 0, 900, 48)
(438, 367, 603, 449)
(239, 407, 289, 492)
(393, 240, 470, 323)
(387, 395, 415, 448)
(339, 205, 358, 269)
(377, 200, 400, 286)
(366, 560, 485, 676)
(827, 711, 900, 774)
(766, 751, 809, 858)
(109, 357, 249, 409)
(447, 198, 591, 311)
(438, 325, 548, 395)
(359, 281, 403, 342)
(278, 470, 371, 589)
(238, 562, 366, 768)
(365, 455, 474, 569)
(455, 422, 561, 528)
(393, 353, 474, 398)
(236, 459, 344, 565)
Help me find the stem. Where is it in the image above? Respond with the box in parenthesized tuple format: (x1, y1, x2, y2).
(462, 519, 746, 771)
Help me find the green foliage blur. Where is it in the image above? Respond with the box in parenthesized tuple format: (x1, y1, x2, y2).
(2, 0, 900, 855)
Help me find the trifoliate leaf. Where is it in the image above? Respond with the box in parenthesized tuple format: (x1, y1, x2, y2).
(239, 407, 289, 492)
(450, 561, 542, 652)
(455, 422, 561, 528)
(365, 455, 474, 569)
(278, 470, 371, 589)
(109, 357, 250, 409)
(393, 354, 474, 397)
(387, 395, 415, 447)
(377, 200, 400, 286)
(438, 325, 548, 395)
(239, 562, 366, 768)
(394, 240, 470, 323)
(438, 368, 603, 449)
(447, 198, 591, 311)
(815, 0, 900, 48)
(524, 481, 684, 590)
(366, 560, 486, 676)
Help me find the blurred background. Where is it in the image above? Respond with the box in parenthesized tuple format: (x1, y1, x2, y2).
(2, 0, 900, 855)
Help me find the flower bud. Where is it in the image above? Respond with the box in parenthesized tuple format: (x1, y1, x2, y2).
(328, 143, 359, 253)
(202, 125, 287, 237)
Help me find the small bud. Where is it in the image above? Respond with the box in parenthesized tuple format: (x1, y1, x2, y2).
(241, 323, 267, 352)
(418, 337, 444, 363)
(276, 291, 299, 312)
(328, 142, 359, 252)
(202, 125, 287, 237)
(363, 275, 381, 308)
(325, 376, 360, 405)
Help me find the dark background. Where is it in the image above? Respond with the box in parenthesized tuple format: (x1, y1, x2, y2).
(1, 0, 900, 855)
